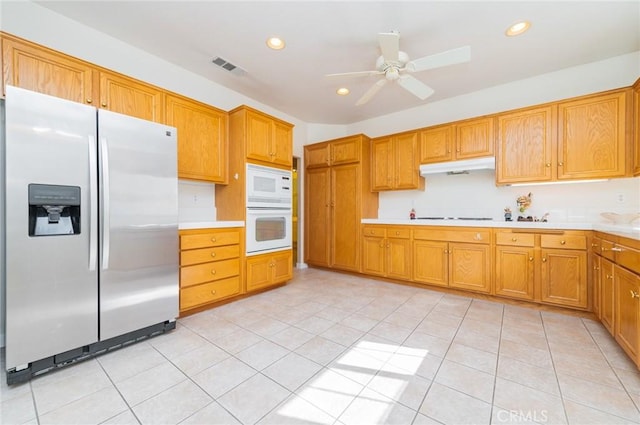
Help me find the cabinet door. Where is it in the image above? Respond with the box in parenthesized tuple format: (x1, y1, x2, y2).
(449, 243, 491, 293)
(99, 71, 163, 122)
(371, 137, 394, 191)
(496, 106, 555, 184)
(165, 94, 227, 183)
(362, 236, 386, 276)
(272, 251, 293, 284)
(331, 164, 361, 271)
(304, 167, 331, 267)
(495, 246, 535, 300)
(413, 240, 448, 286)
(246, 110, 272, 163)
(305, 143, 330, 168)
(601, 258, 615, 334)
(272, 120, 293, 167)
(634, 81, 640, 176)
(246, 254, 273, 291)
(419, 125, 454, 163)
(331, 136, 361, 165)
(540, 249, 588, 309)
(395, 132, 421, 190)
(2, 36, 97, 104)
(456, 117, 495, 159)
(557, 91, 628, 179)
(591, 253, 601, 318)
(387, 236, 412, 280)
(614, 265, 640, 364)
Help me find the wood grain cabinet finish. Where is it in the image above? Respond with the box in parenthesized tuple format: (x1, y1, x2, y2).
(419, 116, 495, 164)
(601, 257, 616, 334)
(246, 250, 293, 292)
(165, 93, 228, 183)
(362, 226, 412, 280)
(591, 239, 602, 318)
(634, 78, 640, 176)
(557, 90, 629, 180)
(413, 227, 491, 294)
(98, 70, 164, 122)
(304, 135, 378, 273)
(540, 247, 588, 309)
(2, 33, 97, 104)
(615, 265, 640, 364)
(242, 107, 293, 167)
(179, 228, 242, 313)
(371, 131, 424, 191)
(495, 233, 536, 300)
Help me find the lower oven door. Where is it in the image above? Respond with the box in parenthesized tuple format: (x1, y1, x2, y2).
(246, 208, 292, 255)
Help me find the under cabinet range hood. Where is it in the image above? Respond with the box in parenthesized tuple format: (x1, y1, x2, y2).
(419, 157, 495, 176)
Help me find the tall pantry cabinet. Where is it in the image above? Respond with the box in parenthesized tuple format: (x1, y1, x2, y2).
(304, 135, 378, 272)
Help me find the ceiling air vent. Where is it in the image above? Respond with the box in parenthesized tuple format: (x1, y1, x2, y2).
(211, 56, 246, 76)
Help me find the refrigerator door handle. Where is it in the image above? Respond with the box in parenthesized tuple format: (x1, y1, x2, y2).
(88, 136, 98, 271)
(100, 137, 111, 270)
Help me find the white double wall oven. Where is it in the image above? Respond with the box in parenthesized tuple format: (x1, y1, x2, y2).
(245, 164, 292, 255)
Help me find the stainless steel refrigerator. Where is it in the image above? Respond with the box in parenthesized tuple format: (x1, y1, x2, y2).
(3, 86, 179, 384)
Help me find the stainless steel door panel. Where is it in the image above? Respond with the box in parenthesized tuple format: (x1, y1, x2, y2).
(5, 86, 98, 369)
(98, 110, 178, 340)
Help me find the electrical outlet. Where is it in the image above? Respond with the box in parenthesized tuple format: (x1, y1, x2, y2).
(616, 192, 625, 204)
(193, 194, 199, 204)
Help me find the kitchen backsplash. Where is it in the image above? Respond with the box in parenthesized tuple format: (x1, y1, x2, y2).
(178, 180, 216, 222)
(378, 172, 640, 223)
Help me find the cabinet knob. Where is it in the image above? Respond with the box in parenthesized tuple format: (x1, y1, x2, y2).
(512, 237, 518, 242)
(631, 290, 640, 299)
(606, 274, 613, 280)
(211, 237, 217, 242)
(211, 252, 216, 257)
(211, 269, 216, 275)
(593, 266, 600, 270)
(443, 249, 448, 254)
(558, 162, 564, 166)
(545, 163, 551, 167)
(101, 102, 107, 107)
(211, 289, 217, 295)
(529, 256, 534, 261)
(542, 257, 547, 262)
(560, 240, 566, 245)
(395, 231, 400, 236)
(591, 243, 599, 247)
(86, 99, 93, 104)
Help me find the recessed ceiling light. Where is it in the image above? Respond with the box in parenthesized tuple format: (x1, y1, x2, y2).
(266, 37, 285, 50)
(336, 88, 350, 96)
(506, 20, 531, 36)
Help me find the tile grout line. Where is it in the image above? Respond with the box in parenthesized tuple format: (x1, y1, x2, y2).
(488, 300, 506, 425)
(540, 312, 572, 425)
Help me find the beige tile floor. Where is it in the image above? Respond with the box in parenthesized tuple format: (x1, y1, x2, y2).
(2, 267, 640, 425)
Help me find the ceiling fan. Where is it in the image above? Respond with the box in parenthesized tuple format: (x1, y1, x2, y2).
(327, 32, 471, 106)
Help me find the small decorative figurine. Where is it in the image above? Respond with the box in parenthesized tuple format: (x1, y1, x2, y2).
(516, 192, 532, 213)
(504, 207, 512, 221)
(410, 208, 416, 220)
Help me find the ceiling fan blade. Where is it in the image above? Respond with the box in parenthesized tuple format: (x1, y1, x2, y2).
(356, 79, 387, 106)
(408, 45, 471, 72)
(397, 74, 434, 100)
(378, 32, 400, 62)
(326, 70, 383, 78)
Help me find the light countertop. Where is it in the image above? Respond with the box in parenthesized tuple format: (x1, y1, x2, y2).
(179, 221, 244, 230)
(361, 219, 640, 241)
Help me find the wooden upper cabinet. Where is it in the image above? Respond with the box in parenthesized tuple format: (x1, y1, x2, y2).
(165, 93, 228, 183)
(305, 143, 330, 168)
(245, 108, 293, 167)
(419, 117, 494, 164)
(496, 105, 555, 184)
(2, 34, 97, 104)
(456, 116, 495, 159)
(99, 71, 164, 123)
(633, 79, 640, 176)
(331, 135, 361, 165)
(557, 90, 629, 180)
(371, 131, 423, 191)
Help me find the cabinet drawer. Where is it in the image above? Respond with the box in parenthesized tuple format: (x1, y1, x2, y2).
(180, 258, 240, 287)
(616, 244, 640, 275)
(181, 245, 240, 266)
(363, 226, 386, 237)
(496, 232, 535, 247)
(600, 239, 616, 261)
(414, 228, 490, 244)
(541, 234, 586, 250)
(181, 230, 240, 250)
(387, 227, 411, 239)
(591, 237, 602, 254)
(180, 276, 241, 310)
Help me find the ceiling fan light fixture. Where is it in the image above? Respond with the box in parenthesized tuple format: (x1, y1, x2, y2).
(266, 36, 285, 50)
(506, 20, 531, 36)
(336, 87, 350, 96)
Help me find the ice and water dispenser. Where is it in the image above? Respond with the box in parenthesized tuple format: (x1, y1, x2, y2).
(28, 184, 81, 236)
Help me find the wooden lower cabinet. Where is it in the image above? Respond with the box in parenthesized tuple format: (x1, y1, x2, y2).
(179, 228, 242, 314)
(495, 245, 535, 300)
(615, 265, 640, 363)
(591, 252, 601, 318)
(540, 248, 588, 308)
(601, 258, 616, 334)
(412, 227, 491, 294)
(246, 250, 293, 292)
(362, 226, 411, 280)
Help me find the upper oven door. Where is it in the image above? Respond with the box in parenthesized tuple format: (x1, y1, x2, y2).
(246, 164, 292, 208)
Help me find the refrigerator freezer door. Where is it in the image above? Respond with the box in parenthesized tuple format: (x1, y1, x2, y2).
(5, 86, 99, 370)
(98, 109, 178, 340)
